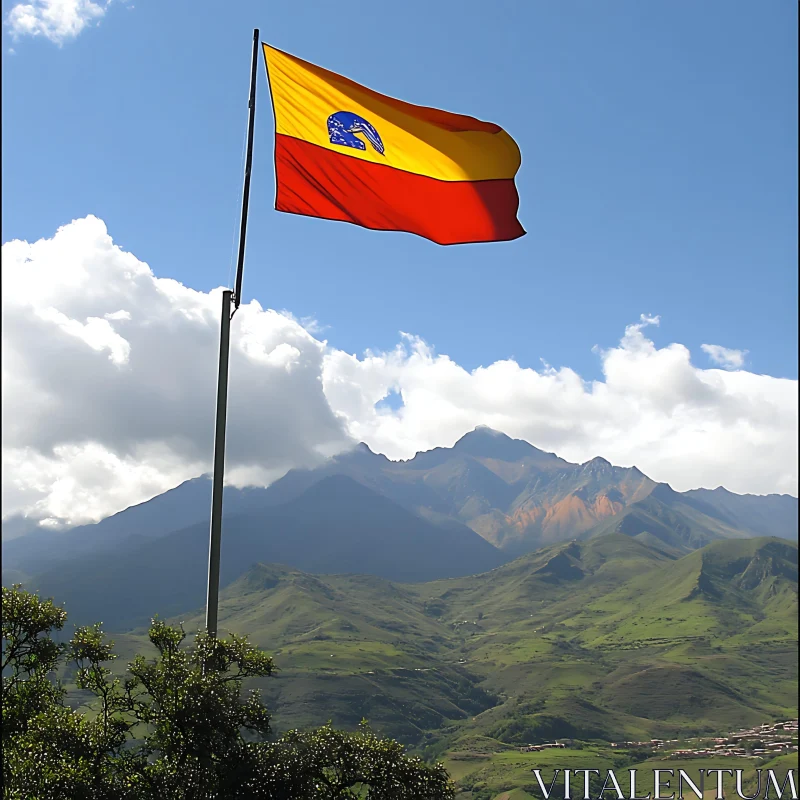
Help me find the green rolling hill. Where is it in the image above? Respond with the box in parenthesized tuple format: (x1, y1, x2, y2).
(103, 534, 796, 758)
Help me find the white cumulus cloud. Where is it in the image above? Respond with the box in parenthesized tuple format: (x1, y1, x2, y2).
(2, 216, 352, 526)
(701, 343, 748, 370)
(1, 216, 797, 530)
(5, 0, 110, 45)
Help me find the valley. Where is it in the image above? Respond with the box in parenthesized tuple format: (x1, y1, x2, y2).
(93, 534, 797, 798)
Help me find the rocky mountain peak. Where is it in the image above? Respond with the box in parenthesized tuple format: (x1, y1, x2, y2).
(452, 426, 556, 462)
(582, 456, 612, 471)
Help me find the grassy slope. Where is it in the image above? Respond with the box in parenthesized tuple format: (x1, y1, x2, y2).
(95, 535, 796, 798)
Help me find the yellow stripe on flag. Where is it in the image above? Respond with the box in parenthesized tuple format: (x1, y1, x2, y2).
(264, 44, 521, 183)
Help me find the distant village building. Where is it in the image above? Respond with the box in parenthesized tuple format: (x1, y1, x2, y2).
(609, 719, 798, 760)
(519, 742, 567, 753)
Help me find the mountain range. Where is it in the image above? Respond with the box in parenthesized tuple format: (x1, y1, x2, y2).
(260, 429, 796, 555)
(2, 427, 796, 629)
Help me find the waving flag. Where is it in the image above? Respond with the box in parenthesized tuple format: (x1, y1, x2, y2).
(263, 44, 525, 246)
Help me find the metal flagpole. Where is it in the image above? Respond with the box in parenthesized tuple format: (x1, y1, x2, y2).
(205, 288, 232, 639)
(205, 28, 260, 638)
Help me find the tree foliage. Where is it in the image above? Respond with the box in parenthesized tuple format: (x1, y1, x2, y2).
(2, 585, 454, 800)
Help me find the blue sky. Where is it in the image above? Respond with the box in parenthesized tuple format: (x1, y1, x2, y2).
(2, 0, 797, 381)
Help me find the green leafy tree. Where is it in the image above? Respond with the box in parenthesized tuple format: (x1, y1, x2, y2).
(249, 723, 454, 799)
(2, 585, 454, 800)
(2, 588, 135, 799)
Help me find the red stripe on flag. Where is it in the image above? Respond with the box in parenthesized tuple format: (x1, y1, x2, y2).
(274, 135, 525, 246)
